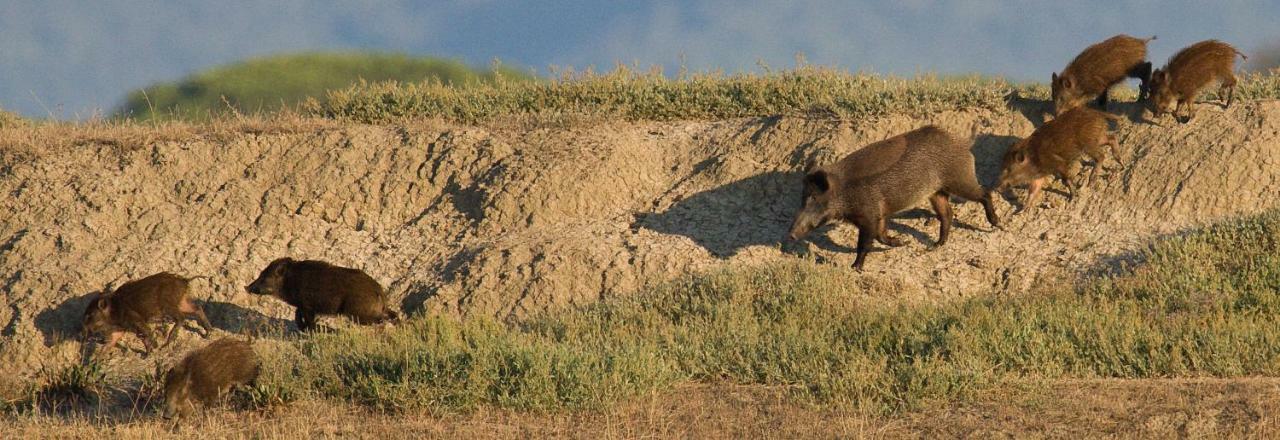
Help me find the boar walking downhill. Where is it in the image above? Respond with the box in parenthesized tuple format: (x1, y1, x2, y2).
(1052, 34, 1157, 114)
(997, 107, 1125, 211)
(1149, 39, 1249, 123)
(788, 126, 1001, 270)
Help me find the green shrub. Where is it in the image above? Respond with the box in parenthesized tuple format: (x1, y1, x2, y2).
(115, 52, 531, 121)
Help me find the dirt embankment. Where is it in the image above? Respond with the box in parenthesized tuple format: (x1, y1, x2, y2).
(3, 101, 1280, 375)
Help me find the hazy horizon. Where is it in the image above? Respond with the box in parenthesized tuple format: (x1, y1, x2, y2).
(2, 0, 1278, 118)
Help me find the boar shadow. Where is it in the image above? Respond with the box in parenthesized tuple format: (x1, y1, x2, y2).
(399, 246, 482, 315)
(35, 291, 101, 347)
(204, 301, 296, 338)
(1005, 91, 1156, 126)
(635, 171, 869, 257)
(1005, 91, 1052, 128)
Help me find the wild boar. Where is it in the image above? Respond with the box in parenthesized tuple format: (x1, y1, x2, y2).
(81, 272, 213, 356)
(162, 337, 259, 419)
(997, 107, 1125, 210)
(787, 126, 1001, 270)
(1053, 34, 1157, 114)
(1149, 40, 1248, 123)
(245, 258, 399, 331)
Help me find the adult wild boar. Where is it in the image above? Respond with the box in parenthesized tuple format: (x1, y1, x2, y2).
(787, 126, 1001, 270)
(245, 258, 399, 331)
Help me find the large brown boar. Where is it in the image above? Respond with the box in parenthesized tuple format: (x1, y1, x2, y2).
(1053, 34, 1157, 114)
(162, 337, 260, 419)
(787, 126, 1001, 270)
(245, 258, 399, 331)
(1149, 40, 1248, 123)
(997, 107, 1125, 210)
(81, 272, 213, 356)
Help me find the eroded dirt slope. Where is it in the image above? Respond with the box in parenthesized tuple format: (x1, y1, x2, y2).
(3, 101, 1279, 375)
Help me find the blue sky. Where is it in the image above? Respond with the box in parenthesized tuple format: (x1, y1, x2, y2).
(2, 1, 1277, 117)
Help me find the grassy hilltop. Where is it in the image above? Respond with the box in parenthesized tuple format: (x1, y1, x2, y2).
(115, 52, 531, 121)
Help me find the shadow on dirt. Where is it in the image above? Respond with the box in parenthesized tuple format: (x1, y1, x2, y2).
(634, 171, 803, 257)
(973, 133, 1020, 188)
(1006, 92, 1053, 128)
(35, 291, 101, 347)
(204, 301, 296, 336)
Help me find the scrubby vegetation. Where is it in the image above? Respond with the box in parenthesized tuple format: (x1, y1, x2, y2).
(0, 107, 23, 128)
(115, 52, 531, 121)
(308, 66, 1280, 124)
(234, 208, 1280, 415)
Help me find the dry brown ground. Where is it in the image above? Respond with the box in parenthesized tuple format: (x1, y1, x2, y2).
(7, 378, 1280, 439)
(5, 101, 1280, 379)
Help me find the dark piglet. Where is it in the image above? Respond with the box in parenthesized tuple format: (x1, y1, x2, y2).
(787, 126, 1001, 270)
(245, 258, 400, 331)
(81, 272, 213, 356)
(162, 337, 260, 419)
(1149, 40, 1248, 123)
(1052, 34, 1157, 114)
(997, 107, 1125, 211)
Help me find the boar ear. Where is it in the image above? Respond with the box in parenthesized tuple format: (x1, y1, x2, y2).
(1160, 70, 1170, 82)
(1051, 72, 1058, 83)
(805, 170, 830, 193)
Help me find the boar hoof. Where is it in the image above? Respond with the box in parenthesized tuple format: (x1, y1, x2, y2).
(879, 234, 906, 247)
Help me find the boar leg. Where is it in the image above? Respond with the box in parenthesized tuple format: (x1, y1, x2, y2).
(1104, 135, 1124, 169)
(1085, 162, 1101, 187)
(1095, 89, 1109, 109)
(852, 225, 875, 271)
(163, 322, 182, 347)
(129, 322, 157, 356)
(875, 202, 906, 247)
(1060, 173, 1079, 202)
(1220, 74, 1237, 109)
(947, 176, 1001, 229)
(1133, 62, 1154, 101)
(1175, 100, 1192, 124)
(1023, 177, 1046, 212)
(294, 308, 317, 332)
(928, 192, 953, 246)
(179, 299, 214, 338)
(101, 330, 126, 355)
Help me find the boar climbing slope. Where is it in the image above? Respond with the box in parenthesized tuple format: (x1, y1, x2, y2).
(787, 126, 1000, 270)
(2, 107, 1280, 377)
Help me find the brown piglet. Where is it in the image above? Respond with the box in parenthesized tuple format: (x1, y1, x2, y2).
(162, 337, 260, 419)
(997, 107, 1125, 211)
(1053, 34, 1157, 114)
(1149, 40, 1248, 123)
(82, 272, 214, 356)
(787, 126, 1001, 270)
(245, 258, 400, 331)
